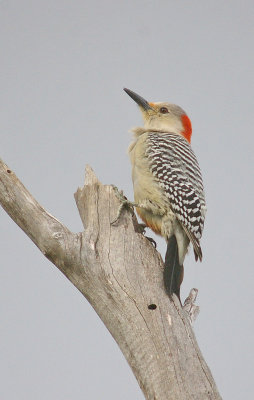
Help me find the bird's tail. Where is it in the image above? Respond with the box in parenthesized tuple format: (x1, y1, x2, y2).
(164, 235, 184, 301)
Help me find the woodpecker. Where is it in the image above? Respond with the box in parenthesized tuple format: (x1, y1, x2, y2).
(124, 88, 206, 301)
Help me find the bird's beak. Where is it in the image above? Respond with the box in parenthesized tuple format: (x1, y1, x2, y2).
(124, 88, 154, 111)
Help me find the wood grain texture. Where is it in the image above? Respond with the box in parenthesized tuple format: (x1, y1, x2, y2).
(0, 159, 222, 400)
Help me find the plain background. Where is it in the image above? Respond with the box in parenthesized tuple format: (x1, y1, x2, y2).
(1, 1, 253, 399)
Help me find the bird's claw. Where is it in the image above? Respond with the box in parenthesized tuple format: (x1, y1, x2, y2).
(145, 236, 157, 248)
(111, 185, 127, 202)
(111, 185, 136, 225)
(135, 223, 147, 234)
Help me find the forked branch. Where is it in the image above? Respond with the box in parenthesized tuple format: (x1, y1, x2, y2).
(0, 159, 221, 400)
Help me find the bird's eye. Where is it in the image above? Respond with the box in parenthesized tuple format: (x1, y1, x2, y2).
(159, 107, 169, 114)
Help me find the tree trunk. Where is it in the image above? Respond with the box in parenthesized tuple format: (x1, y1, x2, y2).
(0, 159, 222, 400)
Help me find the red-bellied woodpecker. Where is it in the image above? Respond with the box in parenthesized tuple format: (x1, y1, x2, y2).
(124, 88, 206, 301)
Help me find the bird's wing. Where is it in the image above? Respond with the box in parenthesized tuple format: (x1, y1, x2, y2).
(146, 132, 206, 260)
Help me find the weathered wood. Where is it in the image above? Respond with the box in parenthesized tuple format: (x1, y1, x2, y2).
(0, 159, 222, 400)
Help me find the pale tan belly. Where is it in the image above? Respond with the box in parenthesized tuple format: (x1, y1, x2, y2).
(129, 132, 171, 234)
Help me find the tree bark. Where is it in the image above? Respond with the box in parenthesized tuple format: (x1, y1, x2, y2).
(0, 159, 222, 400)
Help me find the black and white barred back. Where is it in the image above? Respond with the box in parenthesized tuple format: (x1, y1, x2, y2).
(146, 131, 206, 260)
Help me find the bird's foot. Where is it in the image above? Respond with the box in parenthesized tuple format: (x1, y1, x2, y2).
(111, 187, 157, 247)
(183, 288, 199, 324)
(133, 222, 157, 247)
(135, 222, 146, 234)
(145, 236, 157, 248)
(111, 185, 137, 225)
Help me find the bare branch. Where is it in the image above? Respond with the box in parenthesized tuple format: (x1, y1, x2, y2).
(0, 159, 80, 279)
(0, 158, 222, 400)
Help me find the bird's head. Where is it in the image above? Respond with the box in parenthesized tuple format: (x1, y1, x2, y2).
(124, 88, 192, 143)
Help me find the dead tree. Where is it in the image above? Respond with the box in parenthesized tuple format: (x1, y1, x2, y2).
(0, 158, 222, 400)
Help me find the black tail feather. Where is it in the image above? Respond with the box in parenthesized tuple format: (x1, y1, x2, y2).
(164, 235, 184, 301)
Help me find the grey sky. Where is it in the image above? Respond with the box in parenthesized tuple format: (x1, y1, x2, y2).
(1, 1, 253, 399)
